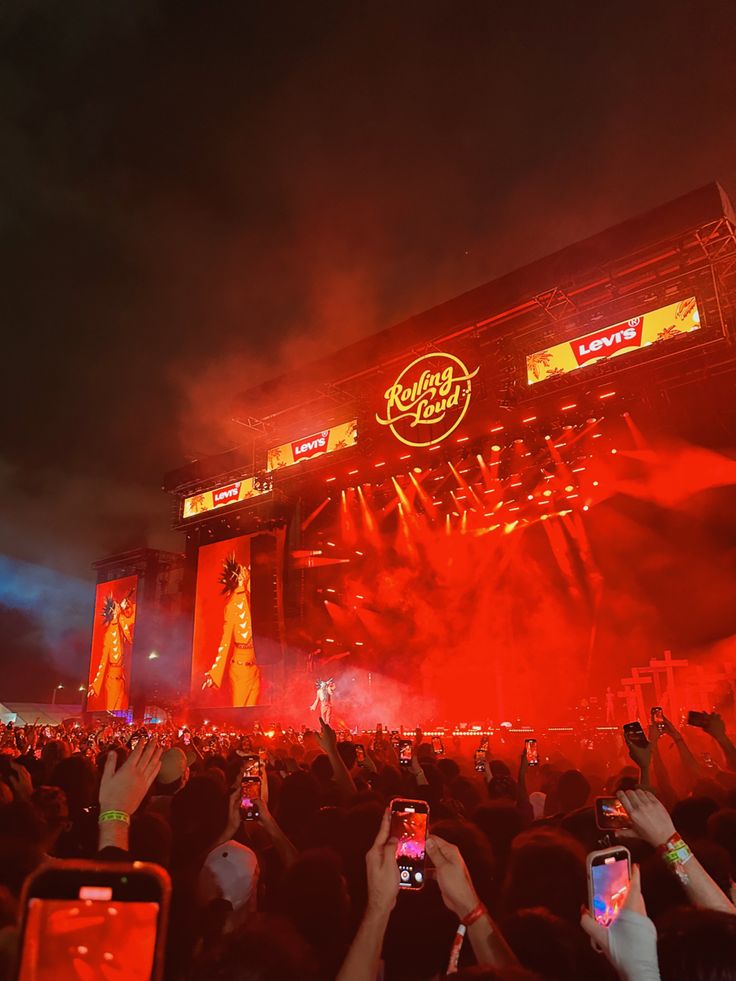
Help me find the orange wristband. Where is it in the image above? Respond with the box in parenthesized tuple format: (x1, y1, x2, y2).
(461, 903, 487, 927)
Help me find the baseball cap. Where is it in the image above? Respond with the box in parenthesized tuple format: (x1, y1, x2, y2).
(199, 840, 259, 912)
(157, 748, 188, 786)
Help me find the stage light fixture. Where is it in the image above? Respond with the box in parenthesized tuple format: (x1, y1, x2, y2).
(349, 469, 359, 475)
(611, 448, 617, 454)
(491, 444, 501, 452)
(562, 403, 577, 411)
(544, 435, 551, 441)
(599, 391, 616, 399)
(527, 494, 534, 501)
(583, 505, 590, 511)
(565, 484, 574, 492)
(522, 415, 537, 423)
(490, 425, 504, 433)
(543, 489, 552, 497)
(400, 453, 411, 460)
(593, 480, 599, 486)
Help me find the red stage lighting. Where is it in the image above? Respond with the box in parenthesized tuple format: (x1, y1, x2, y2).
(599, 391, 616, 399)
(562, 403, 577, 411)
(522, 415, 537, 423)
(490, 425, 505, 433)
(326, 476, 337, 483)
(491, 444, 501, 452)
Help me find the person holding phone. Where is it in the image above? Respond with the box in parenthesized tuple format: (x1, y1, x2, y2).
(336, 814, 517, 981)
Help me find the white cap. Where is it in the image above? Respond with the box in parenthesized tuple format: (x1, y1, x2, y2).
(198, 840, 259, 912)
(529, 791, 547, 820)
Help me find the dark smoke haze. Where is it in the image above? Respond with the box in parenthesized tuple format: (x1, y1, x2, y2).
(1, 1, 735, 692)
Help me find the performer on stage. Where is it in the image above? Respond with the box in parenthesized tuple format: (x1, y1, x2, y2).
(201, 553, 261, 707)
(88, 592, 135, 711)
(310, 678, 336, 725)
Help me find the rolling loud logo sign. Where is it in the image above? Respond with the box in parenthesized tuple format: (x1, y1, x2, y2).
(376, 352, 480, 448)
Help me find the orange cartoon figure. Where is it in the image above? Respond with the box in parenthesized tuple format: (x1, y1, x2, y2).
(201, 554, 261, 707)
(87, 592, 134, 710)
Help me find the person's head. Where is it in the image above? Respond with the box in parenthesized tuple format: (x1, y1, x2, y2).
(272, 849, 349, 975)
(40, 739, 69, 771)
(171, 774, 230, 866)
(153, 748, 189, 795)
(672, 797, 719, 842)
(501, 907, 617, 981)
(274, 771, 321, 845)
(31, 786, 71, 853)
(472, 801, 524, 876)
(336, 741, 356, 771)
(707, 808, 736, 873)
(130, 811, 172, 867)
(190, 913, 318, 981)
(657, 907, 736, 981)
(448, 776, 483, 816)
(49, 755, 97, 813)
(310, 753, 333, 784)
(502, 828, 587, 924)
(436, 757, 461, 783)
(556, 770, 590, 813)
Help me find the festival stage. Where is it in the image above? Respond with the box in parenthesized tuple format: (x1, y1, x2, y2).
(86, 183, 736, 725)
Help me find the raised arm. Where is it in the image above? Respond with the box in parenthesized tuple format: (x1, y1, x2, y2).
(619, 788, 736, 916)
(98, 738, 163, 854)
(315, 718, 357, 801)
(702, 713, 736, 771)
(336, 809, 399, 981)
(427, 835, 518, 970)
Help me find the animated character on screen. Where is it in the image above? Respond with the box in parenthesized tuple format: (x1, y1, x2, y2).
(201, 553, 261, 707)
(310, 678, 336, 725)
(87, 592, 135, 710)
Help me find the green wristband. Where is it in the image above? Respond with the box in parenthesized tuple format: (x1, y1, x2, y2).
(98, 809, 130, 825)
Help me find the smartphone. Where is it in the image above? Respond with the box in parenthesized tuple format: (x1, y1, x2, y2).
(525, 739, 539, 765)
(398, 740, 413, 766)
(431, 736, 445, 756)
(240, 777, 261, 821)
(595, 796, 633, 831)
(242, 754, 261, 778)
(474, 748, 487, 772)
(354, 743, 366, 763)
(390, 798, 429, 889)
(650, 706, 665, 729)
(587, 846, 631, 926)
(16, 860, 169, 980)
(623, 721, 649, 748)
(182, 732, 191, 746)
(687, 710, 710, 730)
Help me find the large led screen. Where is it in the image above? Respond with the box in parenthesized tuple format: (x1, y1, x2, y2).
(526, 296, 700, 385)
(190, 535, 262, 707)
(86, 575, 138, 712)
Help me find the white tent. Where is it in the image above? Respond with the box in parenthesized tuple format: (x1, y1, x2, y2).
(0, 703, 83, 726)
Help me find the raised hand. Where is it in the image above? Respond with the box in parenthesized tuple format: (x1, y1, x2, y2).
(99, 738, 163, 816)
(365, 809, 400, 915)
(201, 676, 214, 691)
(426, 834, 479, 919)
(702, 712, 727, 740)
(623, 728, 652, 770)
(617, 788, 675, 847)
(316, 716, 338, 753)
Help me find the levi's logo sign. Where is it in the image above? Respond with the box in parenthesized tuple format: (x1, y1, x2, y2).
(292, 431, 330, 461)
(572, 318, 643, 366)
(213, 482, 241, 504)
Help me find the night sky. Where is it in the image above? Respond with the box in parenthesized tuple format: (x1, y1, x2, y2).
(1, 1, 735, 689)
